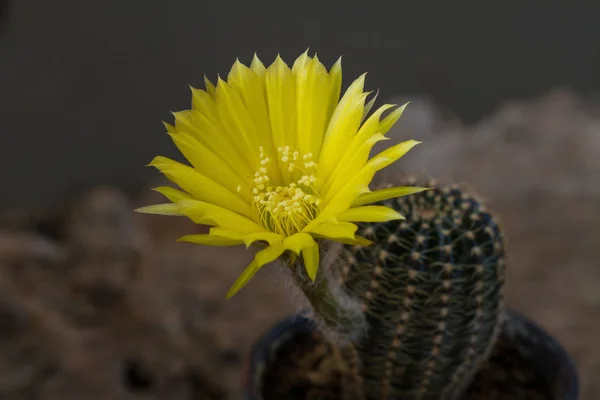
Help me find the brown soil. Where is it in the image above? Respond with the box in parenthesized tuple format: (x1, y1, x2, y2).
(0, 185, 294, 399)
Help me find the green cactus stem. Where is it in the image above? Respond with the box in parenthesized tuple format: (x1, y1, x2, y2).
(335, 180, 506, 400)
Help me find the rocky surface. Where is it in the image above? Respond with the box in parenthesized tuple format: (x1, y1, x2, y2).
(0, 89, 598, 399)
(0, 186, 294, 399)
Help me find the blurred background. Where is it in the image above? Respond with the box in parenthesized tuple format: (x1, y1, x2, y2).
(0, 0, 599, 399)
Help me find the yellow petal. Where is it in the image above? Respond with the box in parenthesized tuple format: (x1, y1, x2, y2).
(250, 53, 266, 80)
(324, 133, 389, 202)
(177, 199, 265, 233)
(323, 103, 397, 199)
(204, 75, 216, 97)
(306, 221, 358, 240)
(291, 49, 311, 74)
(318, 75, 368, 181)
(190, 87, 217, 114)
(226, 243, 286, 299)
(152, 186, 192, 203)
(266, 55, 297, 157)
(283, 233, 319, 281)
(169, 133, 247, 194)
(172, 110, 251, 172)
(353, 186, 431, 207)
(320, 235, 373, 246)
(327, 57, 342, 121)
(294, 55, 330, 157)
(338, 205, 404, 222)
(312, 140, 422, 226)
(361, 139, 421, 173)
(163, 121, 177, 134)
(149, 156, 252, 218)
(353, 104, 396, 145)
(215, 78, 260, 166)
(336, 235, 373, 246)
(228, 60, 273, 147)
(134, 203, 182, 216)
(379, 102, 409, 135)
(209, 227, 284, 247)
(265, 56, 297, 183)
(177, 234, 243, 246)
(362, 90, 379, 122)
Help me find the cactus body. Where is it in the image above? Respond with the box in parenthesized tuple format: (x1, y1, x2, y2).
(336, 181, 506, 400)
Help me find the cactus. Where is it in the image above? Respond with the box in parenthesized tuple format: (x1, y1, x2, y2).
(328, 179, 507, 400)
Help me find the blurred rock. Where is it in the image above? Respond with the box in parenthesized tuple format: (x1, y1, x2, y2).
(385, 88, 600, 202)
(0, 181, 294, 399)
(0, 283, 64, 399)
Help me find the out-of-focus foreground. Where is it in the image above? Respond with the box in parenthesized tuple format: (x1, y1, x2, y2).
(0, 90, 598, 400)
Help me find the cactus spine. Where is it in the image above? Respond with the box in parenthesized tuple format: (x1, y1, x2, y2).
(328, 180, 506, 400)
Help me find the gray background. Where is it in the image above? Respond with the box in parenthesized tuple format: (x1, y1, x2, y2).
(1, 0, 599, 207)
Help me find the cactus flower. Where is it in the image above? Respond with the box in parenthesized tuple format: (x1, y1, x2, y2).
(136, 51, 427, 298)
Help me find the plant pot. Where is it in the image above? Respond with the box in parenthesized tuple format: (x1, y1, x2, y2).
(243, 309, 579, 400)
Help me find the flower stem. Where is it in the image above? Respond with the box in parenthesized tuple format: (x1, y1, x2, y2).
(291, 256, 366, 343)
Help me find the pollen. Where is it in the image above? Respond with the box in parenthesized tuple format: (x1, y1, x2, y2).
(252, 145, 322, 236)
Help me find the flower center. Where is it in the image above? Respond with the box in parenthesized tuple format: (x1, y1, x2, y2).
(250, 145, 322, 236)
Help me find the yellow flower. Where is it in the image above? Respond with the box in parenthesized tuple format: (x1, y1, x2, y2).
(136, 51, 427, 298)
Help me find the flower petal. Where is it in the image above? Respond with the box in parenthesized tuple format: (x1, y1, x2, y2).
(163, 122, 177, 134)
(379, 102, 408, 135)
(135, 203, 182, 216)
(204, 75, 216, 97)
(169, 132, 247, 194)
(177, 234, 243, 246)
(291, 49, 311, 73)
(294, 55, 330, 157)
(266, 55, 297, 183)
(283, 233, 319, 281)
(250, 53, 266, 80)
(318, 75, 368, 181)
(209, 227, 284, 248)
(365, 139, 422, 173)
(353, 185, 431, 207)
(337, 205, 404, 222)
(307, 222, 373, 246)
(324, 133, 389, 202)
(172, 109, 251, 172)
(362, 90, 379, 122)
(226, 242, 286, 299)
(149, 156, 253, 218)
(355, 104, 398, 145)
(153, 186, 192, 203)
(339, 235, 373, 246)
(306, 221, 358, 240)
(228, 60, 277, 157)
(190, 87, 218, 114)
(215, 77, 261, 166)
(323, 102, 399, 199)
(314, 235, 373, 246)
(327, 57, 342, 122)
(266, 55, 297, 155)
(309, 140, 422, 228)
(177, 199, 265, 234)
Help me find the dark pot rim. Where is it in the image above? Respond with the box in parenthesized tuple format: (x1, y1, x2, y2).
(243, 309, 579, 400)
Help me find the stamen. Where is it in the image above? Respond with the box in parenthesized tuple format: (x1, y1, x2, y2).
(250, 144, 323, 236)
